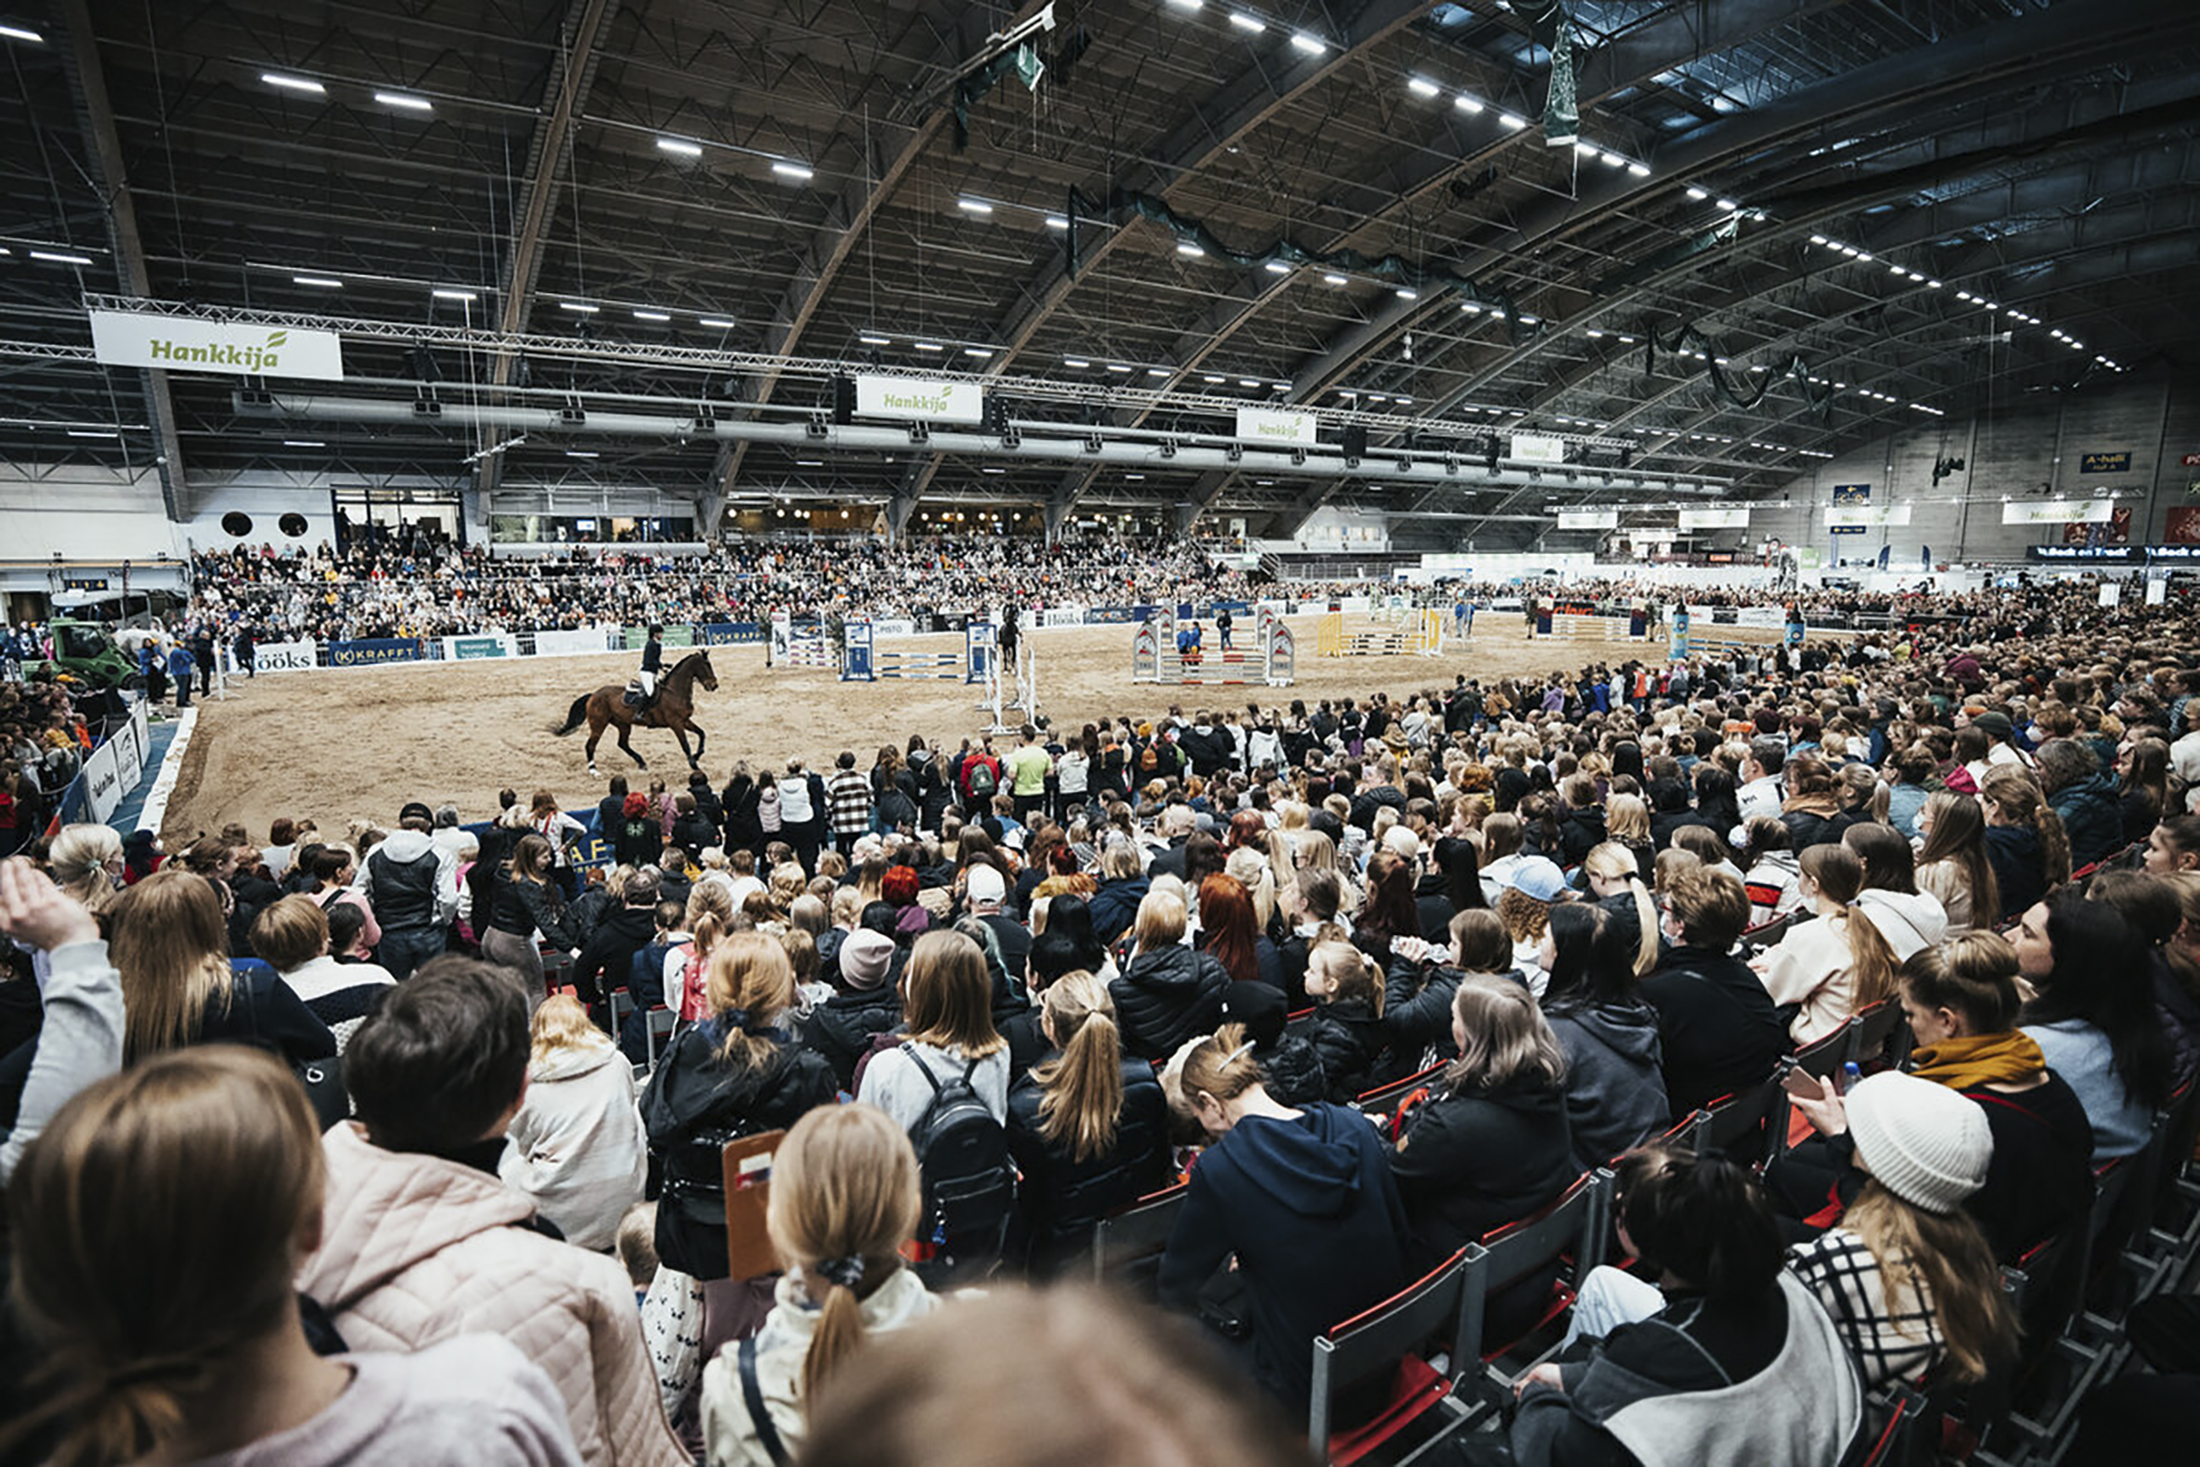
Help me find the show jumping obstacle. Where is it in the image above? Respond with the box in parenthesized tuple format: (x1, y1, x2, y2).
(838, 619, 991, 684)
(769, 609, 836, 669)
(1132, 606, 1296, 687)
(1526, 598, 1653, 642)
(1314, 608, 1444, 658)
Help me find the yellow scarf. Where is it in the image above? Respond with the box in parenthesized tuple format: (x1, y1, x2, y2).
(1908, 1030, 2046, 1091)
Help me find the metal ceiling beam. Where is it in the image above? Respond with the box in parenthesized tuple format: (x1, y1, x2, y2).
(713, 3, 992, 517)
(479, 0, 616, 501)
(56, 0, 189, 519)
(891, 0, 1435, 514)
(1263, 0, 2198, 537)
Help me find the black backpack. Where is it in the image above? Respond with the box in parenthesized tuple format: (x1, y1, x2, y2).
(900, 1042, 1015, 1280)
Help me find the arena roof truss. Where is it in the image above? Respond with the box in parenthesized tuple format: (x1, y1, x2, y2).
(1, 0, 2196, 548)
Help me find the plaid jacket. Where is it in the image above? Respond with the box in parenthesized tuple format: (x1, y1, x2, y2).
(827, 769, 872, 835)
(1788, 1228, 1942, 1389)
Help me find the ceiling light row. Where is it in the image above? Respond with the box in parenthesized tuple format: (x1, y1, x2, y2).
(261, 70, 432, 113)
(1402, 72, 1642, 171)
(1160, 1, 1330, 56)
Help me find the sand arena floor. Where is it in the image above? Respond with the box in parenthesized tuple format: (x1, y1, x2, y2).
(160, 612, 1781, 842)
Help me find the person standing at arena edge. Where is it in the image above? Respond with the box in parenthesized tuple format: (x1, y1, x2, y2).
(1216, 605, 1233, 652)
(1006, 726, 1052, 827)
(634, 624, 664, 711)
(166, 636, 195, 710)
(360, 801, 460, 981)
(190, 623, 216, 697)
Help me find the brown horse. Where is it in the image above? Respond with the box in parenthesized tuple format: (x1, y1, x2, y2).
(553, 649, 718, 774)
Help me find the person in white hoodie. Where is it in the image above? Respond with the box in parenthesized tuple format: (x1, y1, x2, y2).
(698, 1103, 939, 1467)
(503, 994, 648, 1251)
(1753, 844, 1944, 1045)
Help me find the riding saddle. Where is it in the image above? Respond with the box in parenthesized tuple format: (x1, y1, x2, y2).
(623, 680, 654, 710)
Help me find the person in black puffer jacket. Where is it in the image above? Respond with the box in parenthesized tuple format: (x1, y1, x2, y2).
(1302, 940, 1395, 1103)
(1386, 975, 1578, 1278)
(797, 926, 902, 1090)
(1219, 979, 1327, 1106)
(1108, 890, 1228, 1062)
(1005, 973, 1172, 1275)
(641, 932, 837, 1279)
(1639, 867, 1789, 1114)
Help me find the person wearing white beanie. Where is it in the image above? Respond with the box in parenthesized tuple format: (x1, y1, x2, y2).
(1786, 1071, 2016, 1390)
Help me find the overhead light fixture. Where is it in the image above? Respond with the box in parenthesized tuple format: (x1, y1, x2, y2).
(956, 197, 993, 215)
(1573, 141, 1596, 157)
(292, 274, 342, 287)
(859, 333, 892, 346)
(913, 341, 944, 352)
(565, 450, 598, 458)
(656, 136, 703, 158)
(375, 91, 433, 112)
(1496, 112, 1526, 130)
(560, 301, 599, 314)
(431, 288, 476, 301)
(1164, 0, 1203, 10)
(1263, 260, 1290, 274)
(965, 347, 993, 358)
(0, 23, 45, 42)
(1107, 363, 1133, 373)
(261, 72, 325, 95)
(1323, 273, 1348, 286)
(282, 439, 325, 448)
(67, 429, 118, 438)
(1228, 13, 1265, 34)
(1044, 214, 1069, 230)
(1395, 288, 1418, 301)
(797, 459, 824, 467)
(1290, 32, 1325, 55)
(632, 309, 670, 321)
(1686, 186, 1708, 201)
(982, 466, 1006, 475)
(1715, 198, 1739, 211)
(698, 317, 736, 328)
(1126, 473, 1146, 480)
(1626, 162, 1649, 177)
(1147, 366, 1170, 377)
(1855, 251, 1873, 261)
(1460, 301, 1481, 314)
(1586, 328, 1603, 337)
(1202, 374, 1225, 384)
(770, 160, 813, 181)
(1063, 356, 1090, 367)
(1599, 151, 1625, 167)
(1176, 242, 1204, 257)
(1237, 377, 1260, 387)
(31, 250, 93, 266)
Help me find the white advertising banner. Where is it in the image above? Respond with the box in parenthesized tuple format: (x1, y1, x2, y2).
(1733, 606, 1787, 629)
(1234, 407, 1319, 448)
(89, 310, 345, 381)
(532, 628, 614, 657)
(1040, 606, 1085, 628)
(1680, 507, 1752, 530)
(872, 618, 920, 639)
(1511, 434, 1566, 464)
(252, 639, 319, 672)
(1825, 505, 1912, 527)
(852, 375, 985, 425)
(2002, 499, 2116, 524)
(1557, 509, 1617, 530)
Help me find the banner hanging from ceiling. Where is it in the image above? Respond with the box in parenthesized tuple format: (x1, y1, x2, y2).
(1234, 407, 1318, 447)
(2001, 499, 2116, 524)
(89, 310, 345, 381)
(851, 375, 984, 425)
(1680, 507, 1751, 529)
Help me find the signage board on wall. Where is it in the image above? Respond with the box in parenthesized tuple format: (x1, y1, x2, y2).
(252, 639, 318, 671)
(89, 310, 345, 381)
(1831, 484, 1872, 505)
(851, 375, 984, 425)
(2078, 451, 2132, 474)
(1233, 407, 1319, 447)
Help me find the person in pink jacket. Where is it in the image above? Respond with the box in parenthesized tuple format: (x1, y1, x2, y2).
(296, 956, 686, 1467)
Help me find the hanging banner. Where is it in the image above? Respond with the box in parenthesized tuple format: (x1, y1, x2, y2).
(852, 375, 985, 425)
(2061, 508, 2132, 546)
(1680, 507, 1751, 530)
(89, 310, 345, 381)
(1831, 483, 1871, 505)
(1825, 505, 1911, 527)
(2166, 507, 2200, 544)
(2002, 499, 2116, 525)
(1557, 509, 1616, 530)
(1511, 434, 1565, 464)
(1233, 407, 1318, 447)
(2078, 451, 2132, 474)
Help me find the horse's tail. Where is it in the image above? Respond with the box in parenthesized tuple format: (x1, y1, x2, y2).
(553, 692, 592, 736)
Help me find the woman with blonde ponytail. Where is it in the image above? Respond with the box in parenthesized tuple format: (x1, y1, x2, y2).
(4, 1046, 578, 1467)
(699, 1104, 937, 1467)
(1754, 845, 1938, 1044)
(1005, 971, 1170, 1272)
(1981, 766, 2072, 922)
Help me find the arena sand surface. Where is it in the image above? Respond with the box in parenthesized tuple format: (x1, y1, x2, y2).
(160, 612, 1777, 842)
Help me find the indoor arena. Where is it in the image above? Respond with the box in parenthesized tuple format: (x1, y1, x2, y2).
(3, 4, 2200, 1466)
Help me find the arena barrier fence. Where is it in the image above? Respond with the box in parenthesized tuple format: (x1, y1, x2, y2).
(1132, 605, 1295, 687)
(839, 619, 991, 685)
(1314, 610, 1442, 658)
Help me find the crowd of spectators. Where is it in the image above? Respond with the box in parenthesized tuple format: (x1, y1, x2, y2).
(3, 569, 2200, 1464)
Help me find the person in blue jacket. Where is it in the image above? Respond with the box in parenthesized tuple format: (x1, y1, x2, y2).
(1159, 1023, 1411, 1414)
(165, 639, 196, 709)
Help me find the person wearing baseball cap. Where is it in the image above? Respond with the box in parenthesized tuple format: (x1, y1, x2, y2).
(1787, 1072, 2012, 1390)
(356, 800, 459, 980)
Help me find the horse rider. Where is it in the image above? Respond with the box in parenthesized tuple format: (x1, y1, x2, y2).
(631, 624, 663, 711)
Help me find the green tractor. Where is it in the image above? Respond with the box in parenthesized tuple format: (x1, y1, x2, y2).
(25, 619, 141, 691)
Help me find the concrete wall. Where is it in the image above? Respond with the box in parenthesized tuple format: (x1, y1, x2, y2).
(1743, 376, 2196, 564)
(0, 466, 178, 562)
